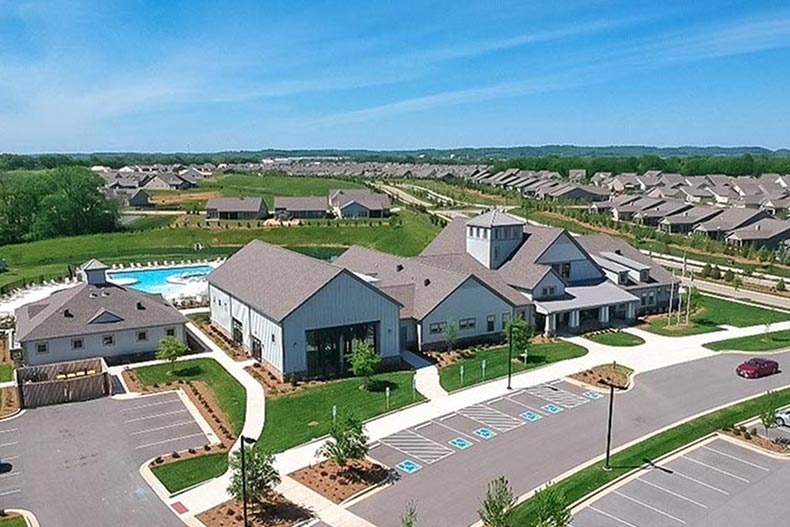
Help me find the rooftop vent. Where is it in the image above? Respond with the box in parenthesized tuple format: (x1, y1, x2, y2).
(755, 224, 761, 230)
(136, 301, 145, 310)
(423, 278, 431, 287)
(101, 290, 110, 297)
(614, 249, 622, 255)
(89, 292, 98, 298)
(64, 309, 73, 318)
(396, 264, 404, 272)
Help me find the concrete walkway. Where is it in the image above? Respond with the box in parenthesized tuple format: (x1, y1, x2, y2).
(401, 351, 447, 400)
(278, 477, 377, 527)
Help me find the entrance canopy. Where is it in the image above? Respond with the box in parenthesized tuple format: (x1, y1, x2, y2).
(534, 281, 639, 315)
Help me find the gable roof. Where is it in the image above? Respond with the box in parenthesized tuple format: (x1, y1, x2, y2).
(205, 197, 265, 213)
(575, 234, 677, 286)
(727, 218, 790, 241)
(15, 283, 186, 342)
(467, 210, 525, 228)
(274, 196, 327, 211)
(694, 208, 768, 233)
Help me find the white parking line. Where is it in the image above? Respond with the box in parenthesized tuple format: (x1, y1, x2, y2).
(123, 398, 180, 412)
(0, 429, 17, 435)
(129, 421, 197, 436)
(0, 472, 20, 479)
(414, 422, 431, 431)
(637, 478, 708, 508)
(684, 456, 750, 483)
(589, 506, 639, 527)
(501, 392, 546, 413)
(430, 418, 479, 442)
(672, 470, 729, 495)
(135, 432, 206, 449)
(2, 456, 18, 462)
(0, 442, 17, 449)
(124, 409, 188, 423)
(614, 490, 686, 524)
(0, 489, 20, 497)
(702, 445, 770, 471)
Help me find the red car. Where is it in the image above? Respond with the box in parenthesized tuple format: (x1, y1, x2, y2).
(736, 358, 780, 379)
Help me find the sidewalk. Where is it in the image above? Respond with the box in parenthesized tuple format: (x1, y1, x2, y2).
(401, 350, 447, 400)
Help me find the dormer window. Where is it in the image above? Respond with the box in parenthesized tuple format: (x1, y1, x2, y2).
(640, 270, 650, 282)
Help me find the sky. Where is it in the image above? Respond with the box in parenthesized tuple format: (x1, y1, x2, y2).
(1, 0, 790, 153)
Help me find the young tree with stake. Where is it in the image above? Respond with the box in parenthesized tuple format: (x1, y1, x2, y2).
(156, 336, 188, 374)
(348, 341, 381, 390)
(228, 448, 280, 512)
(477, 476, 515, 527)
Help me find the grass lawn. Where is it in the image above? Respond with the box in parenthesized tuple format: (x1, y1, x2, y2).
(258, 371, 422, 454)
(585, 331, 645, 347)
(706, 329, 790, 352)
(0, 364, 13, 383)
(0, 517, 26, 527)
(645, 295, 790, 336)
(134, 358, 246, 435)
(0, 207, 440, 289)
(394, 178, 510, 207)
(439, 341, 588, 392)
(150, 452, 229, 494)
(508, 387, 790, 526)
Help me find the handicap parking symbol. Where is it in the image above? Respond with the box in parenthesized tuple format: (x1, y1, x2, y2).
(542, 404, 563, 414)
(522, 411, 542, 422)
(396, 459, 422, 474)
(583, 391, 604, 400)
(449, 437, 472, 450)
(474, 427, 497, 440)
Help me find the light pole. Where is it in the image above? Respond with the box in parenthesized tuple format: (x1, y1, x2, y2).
(240, 435, 256, 526)
(507, 323, 513, 390)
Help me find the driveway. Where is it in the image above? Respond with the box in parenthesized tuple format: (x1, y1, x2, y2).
(350, 349, 790, 527)
(0, 392, 209, 527)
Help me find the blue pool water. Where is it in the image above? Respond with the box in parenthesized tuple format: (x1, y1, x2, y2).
(108, 265, 215, 296)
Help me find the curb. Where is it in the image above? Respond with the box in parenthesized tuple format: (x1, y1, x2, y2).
(6, 509, 40, 527)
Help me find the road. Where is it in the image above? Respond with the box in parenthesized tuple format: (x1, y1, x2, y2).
(350, 349, 790, 527)
(682, 277, 790, 310)
(375, 184, 433, 208)
(0, 393, 209, 527)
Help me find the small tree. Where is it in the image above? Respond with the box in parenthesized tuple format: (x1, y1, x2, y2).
(477, 476, 514, 527)
(228, 448, 280, 510)
(401, 501, 418, 527)
(777, 279, 786, 292)
(505, 316, 532, 361)
(534, 482, 572, 527)
(156, 336, 188, 374)
(317, 411, 368, 466)
(723, 269, 735, 282)
(710, 265, 722, 280)
(348, 341, 381, 390)
(760, 390, 779, 431)
(444, 320, 459, 352)
(701, 263, 712, 278)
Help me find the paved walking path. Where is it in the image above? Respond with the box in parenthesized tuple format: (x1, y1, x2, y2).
(278, 477, 377, 527)
(401, 350, 447, 400)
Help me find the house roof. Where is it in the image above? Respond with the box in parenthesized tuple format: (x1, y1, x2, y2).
(534, 281, 639, 314)
(659, 206, 722, 225)
(273, 196, 327, 211)
(330, 190, 390, 211)
(81, 259, 109, 271)
(466, 210, 525, 228)
(727, 218, 790, 241)
(15, 283, 186, 342)
(694, 208, 767, 233)
(208, 240, 346, 322)
(205, 197, 264, 213)
(575, 234, 677, 287)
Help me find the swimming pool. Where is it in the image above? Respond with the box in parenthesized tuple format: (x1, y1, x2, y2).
(107, 265, 215, 297)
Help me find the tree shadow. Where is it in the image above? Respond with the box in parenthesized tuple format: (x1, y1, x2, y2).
(172, 365, 203, 378)
(368, 379, 398, 393)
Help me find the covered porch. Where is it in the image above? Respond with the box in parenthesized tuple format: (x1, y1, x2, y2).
(534, 281, 639, 336)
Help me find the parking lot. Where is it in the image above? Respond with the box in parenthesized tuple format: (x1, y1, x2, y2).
(573, 438, 786, 527)
(0, 392, 210, 527)
(369, 380, 604, 476)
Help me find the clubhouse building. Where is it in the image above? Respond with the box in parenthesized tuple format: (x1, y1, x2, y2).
(208, 210, 678, 379)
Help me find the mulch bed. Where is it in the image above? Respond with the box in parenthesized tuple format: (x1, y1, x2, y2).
(121, 369, 235, 466)
(290, 459, 392, 504)
(0, 387, 19, 419)
(569, 364, 632, 390)
(197, 322, 248, 361)
(197, 495, 311, 527)
(722, 427, 790, 454)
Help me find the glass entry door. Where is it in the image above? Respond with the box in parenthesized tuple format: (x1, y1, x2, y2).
(305, 322, 378, 378)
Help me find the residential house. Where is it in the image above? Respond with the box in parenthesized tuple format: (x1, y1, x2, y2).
(329, 189, 391, 218)
(633, 200, 693, 227)
(143, 173, 193, 191)
(206, 197, 268, 220)
(726, 218, 790, 250)
(539, 184, 610, 202)
(273, 197, 328, 220)
(658, 206, 722, 234)
(12, 260, 187, 366)
(693, 209, 771, 240)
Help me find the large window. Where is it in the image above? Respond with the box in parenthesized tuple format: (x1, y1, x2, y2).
(552, 263, 571, 279)
(486, 315, 496, 332)
(429, 322, 446, 335)
(459, 318, 476, 330)
(305, 322, 378, 378)
(102, 334, 115, 347)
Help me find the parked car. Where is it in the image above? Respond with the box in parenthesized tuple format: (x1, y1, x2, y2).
(776, 408, 790, 427)
(735, 358, 780, 379)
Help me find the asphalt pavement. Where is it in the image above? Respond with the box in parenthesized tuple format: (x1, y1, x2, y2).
(350, 348, 790, 527)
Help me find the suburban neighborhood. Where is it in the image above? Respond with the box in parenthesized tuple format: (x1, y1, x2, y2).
(3, 2, 790, 527)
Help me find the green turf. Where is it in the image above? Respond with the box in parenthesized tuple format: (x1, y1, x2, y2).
(0, 364, 13, 383)
(133, 358, 246, 435)
(585, 331, 645, 347)
(258, 371, 423, 454)
(508, 387, 790, 526)
(150, 452, 229, 494)
(0, 208, 440, 289)
(394, 179, 508, 206)
(438, 341, 588, 392)
(0, 516, 27, 527)
(199, 173, 368, 205)
(706, 329, 790, 352)
(646, 295, 790, 336)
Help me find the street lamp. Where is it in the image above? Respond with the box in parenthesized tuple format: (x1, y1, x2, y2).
(602, 381, 616, 471)
(240, 435, 256, 527)
(507, 323, 513, 390)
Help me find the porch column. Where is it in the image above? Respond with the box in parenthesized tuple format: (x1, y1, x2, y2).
(544, 314, 556, 336)
(569, 310, 580, 329)
(599, 305, 610, 324)
(626, 302, 637, 321)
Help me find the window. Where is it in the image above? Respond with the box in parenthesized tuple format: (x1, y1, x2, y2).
(137, 331, 148, 342)
(459, 318, 476, 330)
(165, 327, 176, 337)
(36, 342, 48, 354)
(640, 292, 648, 306)
(429, 322, 446, 335)
(502, 313, 511, 330)
(648, 291, 656, 305)
(486, 315, 496, 332)
(71, 338, 83, 350)
(494, 246, 500, 260)
(553, 263, 571, 278)
(102, 334, 115, 346)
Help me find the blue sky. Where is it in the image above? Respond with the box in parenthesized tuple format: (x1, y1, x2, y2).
(1, 0, 790, 152)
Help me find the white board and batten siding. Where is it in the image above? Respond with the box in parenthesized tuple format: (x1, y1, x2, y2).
(420, 278, 514, 346)
(282, 272, 400, 373)
(537, 232, 604, 283)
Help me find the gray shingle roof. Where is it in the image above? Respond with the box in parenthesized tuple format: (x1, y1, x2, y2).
(208, 240, 345, 322)
(15, 283, 186, 342)
(329, 190, 390, 211)
(695, 208, 768, 233)
(273, 196, 327, 211)
(575, 234, 677, 287)
(727, 218, 790, 241)
(467, 210, 526, 228)
(205, 197, 265, 213)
